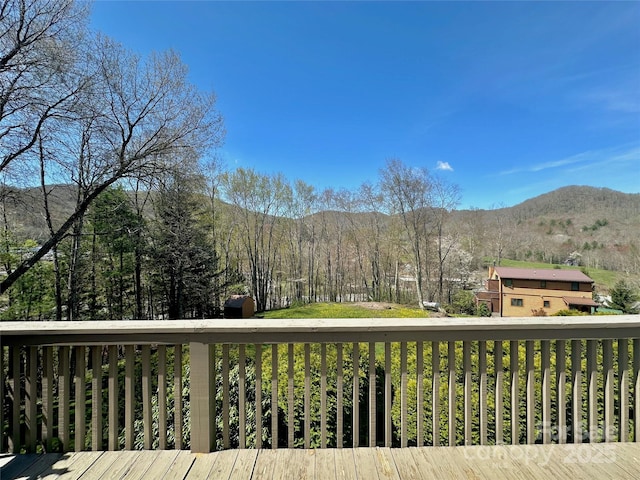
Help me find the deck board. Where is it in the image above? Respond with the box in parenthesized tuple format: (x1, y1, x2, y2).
(2, 444, 640, 479)
(2, 453, 62, 479)
(207, 449, 240, 479)
(251, 449, 278, 480)
(352, 447, 380, 479)
(80, 450, 135, 479)
(273, 449, 315, 480)
(313, 448, 337, 479)
(138, 450, 180, 479)
(164, 450, 198, 479)
(228, 449, 258, 480)
(389, 448, 425, 480)
(48, 451, 104, 480)
(372, 448, 400, 480)
(333, 448, 357, 480)
(184, 453, 221, 479)
(412, 446, 473, 479)
(119, 450, 162, 479)
(99, 450, 143, 480)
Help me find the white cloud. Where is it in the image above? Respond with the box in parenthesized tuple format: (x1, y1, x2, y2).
(498, 144, 640, 176)
(436, 161, 453, 171)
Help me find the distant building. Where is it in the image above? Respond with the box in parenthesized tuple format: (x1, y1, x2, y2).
(475, 266, 598, 317)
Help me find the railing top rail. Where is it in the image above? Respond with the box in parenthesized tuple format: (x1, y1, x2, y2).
(1, 315, 639, 345)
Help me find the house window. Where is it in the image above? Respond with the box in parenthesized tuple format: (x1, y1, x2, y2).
(543, 300, 550, 308)
(504, 279, 513, 287)
(540, 280, 546, 288)
(571, 282, 579, 291)
(511, 298, 523, 307)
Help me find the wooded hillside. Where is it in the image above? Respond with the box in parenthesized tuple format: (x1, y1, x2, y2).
(2, 179, 638, 321)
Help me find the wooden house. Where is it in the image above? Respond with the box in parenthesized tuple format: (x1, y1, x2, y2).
(475, 266, 598, 316)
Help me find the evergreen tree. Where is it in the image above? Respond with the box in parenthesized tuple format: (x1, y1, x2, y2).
(609, 280, 639, 313)
(149, 170, 224, 319)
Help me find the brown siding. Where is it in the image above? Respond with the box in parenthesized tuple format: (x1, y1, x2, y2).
(510, 279, 591, 292)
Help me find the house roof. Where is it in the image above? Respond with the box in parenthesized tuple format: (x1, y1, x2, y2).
(493, 266, 593, 283)
(563, 296, 600, 307)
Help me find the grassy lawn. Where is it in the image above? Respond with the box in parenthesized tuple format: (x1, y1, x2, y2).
(261, 302, 430, 319)
(496, 259, 622, 290)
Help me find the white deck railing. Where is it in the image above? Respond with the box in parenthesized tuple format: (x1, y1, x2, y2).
(1, 316, 639, 453)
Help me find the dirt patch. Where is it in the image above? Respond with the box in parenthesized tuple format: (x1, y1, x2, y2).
(351, 302, 397, 310)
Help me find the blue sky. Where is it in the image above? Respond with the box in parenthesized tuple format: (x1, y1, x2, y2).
(90, 1, 640, 209)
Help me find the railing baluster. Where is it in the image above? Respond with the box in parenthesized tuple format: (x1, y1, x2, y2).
(213, 345, 218, 446)
(9, 345, 20, 453)
(401, 341, 408, 447)
(174, 345, 183, 450)
(222, 343, 230, 449)
(603, 339, 614, 442)
(0, 343, 3, 445)
(416, 341, 424, 447)
(336, 342, 343, 448)
(463, 341, 471, 446)
(304, 343, 311, 449)
(432, 341, 440, 446)
(239, 344, 246, 449)
(158, 345, 167, 450)
(320, 343, 327, 448)
(526, 340, 534, 444)
(25, 346, 37, 452)
(271, 344, 278, 449)
(448, 341, 455, 446)
(91, 346, 103, 451)
(479, 341, 487, 445)
(353, 342, 360, 448)
(556, 340, 566, 444)
(75, 346, 86, 452)
(494, 340, 503, 445)
(255, 343, 263, 449)
(634, 338, 640, 443)
(587, 340, 598, 442)
(0, 343, 4, 453)
(510, 340, 519, 445)
(368, 341, 376, 447)
(142, 345, 151, 450)
(124, 345, 134, 450)
(108, 345, 118, 451)
(571, 339, 582, 443)
(618, 339, 629, 442)
(542, 340, 551, 444)
(43, 346, 54, 452)
(385, 342, 392, 447)
(287, 343, 294, 448)
(58, 345, 71, 452)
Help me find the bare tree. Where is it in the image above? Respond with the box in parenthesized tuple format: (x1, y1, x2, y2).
(0, 0, 88, 174)
(0, 34, 223, 295)
(284, 179, 317, 304)
(221, 168, 291, 312)
(380, 159, 434, 309)
(430, 177, 461, 303)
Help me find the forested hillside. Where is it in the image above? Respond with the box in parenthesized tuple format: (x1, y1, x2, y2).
(452, 186, 640, 274)
(2, 177, 638, 321)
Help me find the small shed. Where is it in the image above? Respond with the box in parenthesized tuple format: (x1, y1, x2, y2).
(224, 295, 255, 319)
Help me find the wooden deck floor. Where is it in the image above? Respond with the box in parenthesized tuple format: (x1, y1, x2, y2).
(2, 443, 639, 479)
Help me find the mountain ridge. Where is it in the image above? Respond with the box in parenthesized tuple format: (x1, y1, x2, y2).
(2, 184, 638, 276)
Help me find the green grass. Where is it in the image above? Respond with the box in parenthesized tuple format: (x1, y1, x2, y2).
(495, 259, 622, 291)
(261, 302, 430, 319)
